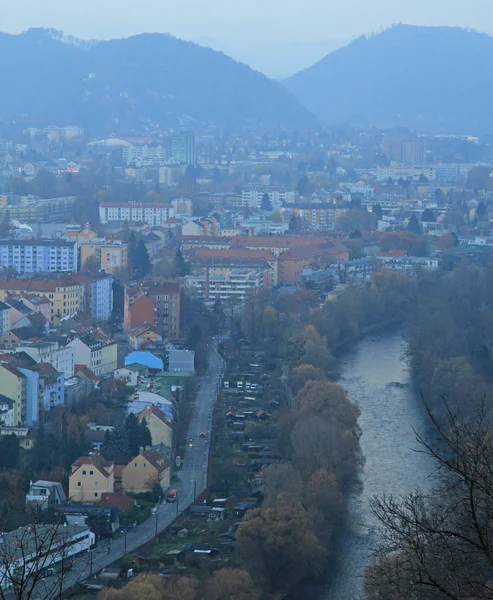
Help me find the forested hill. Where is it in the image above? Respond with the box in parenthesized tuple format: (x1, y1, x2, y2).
(283, 25, 493, 132)
(0, 28, 318, 131)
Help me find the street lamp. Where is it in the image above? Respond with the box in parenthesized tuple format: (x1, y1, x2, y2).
(155, 496, 161, 538)
(124, 528, 127, 554)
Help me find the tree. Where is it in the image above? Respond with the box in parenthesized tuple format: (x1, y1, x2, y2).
(125, 413, 142, 457)
(289, 364, 326, 395)
(436, 232, 456, 252)
(421, 208, 436, 222)
(101, 424, 131, 463)
(0, 433, 19, 469)
(0, 519, 90, 599)
(85, 509, 110, 538)
(138, 418, 152, 449)
(186, 324, 202, 349)
(297, 175, 310, 197)
(366, 401, 493, 600)
(237, 495, 327, 594)
(406, 214, 422, 235)
(82, 254, 100, 271)
(130, 240, 151, 279)
(467, 165, 492, 190)
(205, 569, 260, 600)
(372, 203, 383, 220)
(303, 469, 346, 546)
(175, 248, 189, 276)
(260, 192, 272, 211)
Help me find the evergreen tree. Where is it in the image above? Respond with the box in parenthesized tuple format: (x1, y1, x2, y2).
(175, 248, 189, 276)
(407, 214, 422, 235)
(0, 433, 19, 469)
(421, 208, 437, 222)
(101, 424, 131, 463)
(261, 192, 273, 211)
(139, 419, 153, 449)
(372, 203, 383, 220)
(125, 413, 142, 457)
(131, 240, 151, 278)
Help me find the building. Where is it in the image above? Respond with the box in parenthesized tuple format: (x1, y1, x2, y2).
(278, 242, 350, 284)
(99, 201, 174, 225)
(69, 454, 115, 503)
(122, 449, 171, 494)
(171, 131, 195, 165)
(25, 480, 66, 512)
(80, 240, 128, 274)
(0, 364, 31, 426)
(122, 144, 169, 166)
(382, 137, 428, 166)
(138, 405, 173, 452)
(376, 165, 436, 182)
(242, 188, 296, 210)
(17, 341, 74, 379)
(0, 196, 77, 223)
(129, 324, 163, 349)
(67, 333, 117, 377)
(279, 204, 349, 228)
(36, 363, 64, 413)
(171, 197, 193, 217)
(0, 524, 94, 589)
(0, 395, 14, 426)
(114, 363, 149, 387)
(65, 224, 98, 244)
(183, 267, 270, 303)
(0, 275, 84, 325)
(0, 239, 77, 274)
(124, 280, 181, 340)
(168, 349, 195, 372)
(0, 301, 10, 334)
(79, 272, 113, 321)
(159, 165, 182, 186)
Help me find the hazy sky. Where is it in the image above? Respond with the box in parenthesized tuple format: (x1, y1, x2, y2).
(2, 0, 492, 45)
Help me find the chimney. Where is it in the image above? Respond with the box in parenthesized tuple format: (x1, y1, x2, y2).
(139, 446, 144, 454)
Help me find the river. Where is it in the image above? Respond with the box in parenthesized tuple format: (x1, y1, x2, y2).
(319, 329, 433, 599)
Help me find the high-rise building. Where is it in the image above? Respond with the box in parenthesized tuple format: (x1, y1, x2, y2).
(171, 131, 195, 165)
(382, 137, 427, 166)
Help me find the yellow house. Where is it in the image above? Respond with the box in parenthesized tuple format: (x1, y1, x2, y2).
(138, 405, 173, 451)
(100, 340, 118, 375)
(0, 364, 27, 426)
(0, 276, 84, 325)
(69, 454, 115, 503)
(122, 449, 171, 494)
(80, 241, 128, 274)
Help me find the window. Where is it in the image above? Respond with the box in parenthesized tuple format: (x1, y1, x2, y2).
(89, 470, 94, 475)
(143, 463, 146, 468)
(134, 463, 137, 467)
(82, 470, 86, 475)
(77, 482, 81, 487)
(94, 492, 98, 498)
(94, 481, 99, 487)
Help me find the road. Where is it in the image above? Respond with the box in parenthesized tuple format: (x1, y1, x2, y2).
(35, 339, 225, 599)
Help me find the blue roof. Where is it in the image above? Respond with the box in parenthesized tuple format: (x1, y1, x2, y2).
(125, 351, 163, 370)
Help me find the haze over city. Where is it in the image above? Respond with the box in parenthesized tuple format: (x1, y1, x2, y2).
(3, 0, 493, 75)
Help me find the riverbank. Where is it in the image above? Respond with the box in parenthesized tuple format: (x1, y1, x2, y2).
(289, 329, 433, 600)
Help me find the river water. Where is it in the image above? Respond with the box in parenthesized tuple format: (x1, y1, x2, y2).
(319, 329, 433, 600)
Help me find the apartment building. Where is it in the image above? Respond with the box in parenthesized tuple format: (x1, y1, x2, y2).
(0, 239, 77, 273)
(99, 202, 175, 225)
(69, 454, 115, 503)
(124, 280, 181, 340)
(159, 165, 182, 186)
(183, 267, 270, 303)
(170, 131, 195, 165)
(67, 332, 117, 377)
(279, 204, 349, 228)
(80, 240, 128, 274)
(122, 144, 169, 166)
(241, 188, 296, 210)
(278, 242, 349, 284)
(0, 196, 76, 222)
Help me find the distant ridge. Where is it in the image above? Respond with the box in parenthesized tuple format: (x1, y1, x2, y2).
(0, 28, 317, 131)
(284, 25, 493, 132)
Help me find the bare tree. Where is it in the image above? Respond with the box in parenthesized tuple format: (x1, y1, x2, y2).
(366, 400, 493, 600)
(0, 480, 91, 600)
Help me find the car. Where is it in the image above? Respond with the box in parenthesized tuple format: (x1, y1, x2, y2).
(200, 432, 206, 438)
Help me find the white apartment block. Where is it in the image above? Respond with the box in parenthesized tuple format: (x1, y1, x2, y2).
(159, 165, 182, 186)
(122, 145, 169, 167)
(183, 268, 267, 304)
(99, 202, 175, 226)
(241, 189, 296, 210)
(0, 240, 77, 274)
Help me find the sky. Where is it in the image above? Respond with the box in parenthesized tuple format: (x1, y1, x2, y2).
(2, 0, 492, 46)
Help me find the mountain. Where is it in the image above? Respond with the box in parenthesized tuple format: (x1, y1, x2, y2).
(192, 37, 347, 79)
(0, 28, 317, 131)
(284, 25, 493, 132)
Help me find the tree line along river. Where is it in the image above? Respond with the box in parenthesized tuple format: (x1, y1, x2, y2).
(318, 329, 434, 599)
